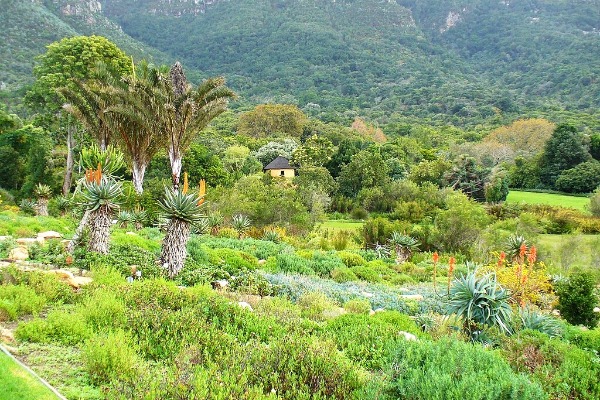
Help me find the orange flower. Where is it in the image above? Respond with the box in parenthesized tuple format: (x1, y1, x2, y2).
(432, 251, 439, 264)
(182, 172, 189, 194)
(198, 179, 206, 206)
(498, 251, 506, 267)
(65, 255, 73, 265)
(527, 246, 537, 265)
(448, 256, 456, 274)
(519, 243, 527, 261)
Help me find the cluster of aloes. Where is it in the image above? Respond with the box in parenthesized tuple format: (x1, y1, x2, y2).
(490, 244, 553, 308)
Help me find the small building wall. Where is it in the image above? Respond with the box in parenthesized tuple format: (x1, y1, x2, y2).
(268, 168, 295, 178)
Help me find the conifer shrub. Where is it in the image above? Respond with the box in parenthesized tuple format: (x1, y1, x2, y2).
(556, 271, 600, 328)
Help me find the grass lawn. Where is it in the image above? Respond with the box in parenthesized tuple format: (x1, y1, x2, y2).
(506, 190, 590, 213)
(319, 219, 364, 231)
(0, 349, 60, 400)
(536, 234, 600, 272)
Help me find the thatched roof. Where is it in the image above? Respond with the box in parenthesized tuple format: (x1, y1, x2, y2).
(263, 156, 293, 170)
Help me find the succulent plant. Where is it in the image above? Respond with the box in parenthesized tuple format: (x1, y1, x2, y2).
(80, 144, 125, 178)
(262, 229, 281, 243)
(34, 183, 52, 199)
(388, 231, 420, 263)
(82, 178, 122, 212)
(231, 214, 251, 238)
(159, 188, 204, 224)
(19, 199, 37, 216)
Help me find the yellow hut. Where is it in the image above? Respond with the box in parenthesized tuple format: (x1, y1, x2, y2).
(263, 156, 296, 178)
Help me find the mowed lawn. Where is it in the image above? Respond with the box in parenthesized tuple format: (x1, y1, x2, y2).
(320, 220, 364, 231)
(0, 350, 60, 400)
(506, 190, 590, 213)
(537, 234, 600, 271)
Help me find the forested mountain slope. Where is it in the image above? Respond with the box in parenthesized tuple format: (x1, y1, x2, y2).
(1, 0, 598, 126)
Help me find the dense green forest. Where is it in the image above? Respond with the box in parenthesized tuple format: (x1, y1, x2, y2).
(1, 0, 598, 127)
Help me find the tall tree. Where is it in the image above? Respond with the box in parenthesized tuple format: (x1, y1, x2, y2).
(539, 124, 590, 188)
(164, 62, 236, 188)
(26, 36, 131, 194)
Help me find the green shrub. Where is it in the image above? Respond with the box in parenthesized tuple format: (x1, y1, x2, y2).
(15, 318, 51, 343)
(0, 284, 46, 318)
(324, 312, 420, 370)
(208, 247, 258, 273)
(502, 330, 600, 400)
(298, 291, 337, 321)
(337, 251, 367, 267)
(351, 265, 383, 283)
(74, 244, 164, 279)
(387, 338, 547, 400)
(556, 271, 600, 328)
(566, 327, 600, 353)
(79, 289, 127, 331)
(343, 298, 372, 314)
(0, 298, 17, 321)
(331, 267, 359, 283)
(265, 253, 315, 275)
(46, 309, 92, 345)
(83, 330, 141, 385)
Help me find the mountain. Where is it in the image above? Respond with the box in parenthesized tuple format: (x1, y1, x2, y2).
(1, 0, 598, 127)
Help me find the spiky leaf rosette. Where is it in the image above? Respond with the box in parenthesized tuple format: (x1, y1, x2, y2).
(388, 232, 420, 249)
(83, 178, 122, 212)
(159, 188, 204, 224)
(34, 183, 52, 199)
(447, 272, 513, 335)
(80, 144, 125, 178)
(232, 214, 251, 233)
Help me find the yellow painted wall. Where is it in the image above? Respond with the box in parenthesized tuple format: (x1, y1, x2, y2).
(268, 168, 295, 178)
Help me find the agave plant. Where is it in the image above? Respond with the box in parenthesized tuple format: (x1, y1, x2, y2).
(54, 195, 72, 216)
(262, 229, 280, 243)
(207, 211, 224, 235)
(34, 183, 52, 216)
(19, 199, 37, 216)
(516, 307, 563, 338)
(159, 188, 205, 278)
(117, 210, 134, 228)
(83, 177, 122, 254)
(447, 271, 513, 337)
(231, 214, 251, 239)
(388, 231, 420, 264)
(131, 207, 148, 230)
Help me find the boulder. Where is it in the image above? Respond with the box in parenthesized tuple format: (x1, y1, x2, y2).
(400, 294, 424, 301)
(8, 247, 28, 261)
(1, 328, 15, 344)
(361, 291, 374, 298)
(237, 301, 253, 311)
(36, 231, 62, 242)
(594, 307, 600, 313)
(238, 294, 262, 308)
(398, 331, 418, 341)
(16, 238, 37, 246)
(369, 309, 376, 316)
(211, 279, 229, 290)
(322, 307, 346, 319)
(0, 236, 11, 241)
(374, 308, 385, 313)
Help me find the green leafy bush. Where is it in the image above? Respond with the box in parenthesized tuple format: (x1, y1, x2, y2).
(0, 284, 46, 319)
(298, 291, 337, 321)
(343, 298, 372, 314)
(14, 318, 51, 343)
(556, 271, 600, 328)
(208, 247, 258, 273)
(501, 330, 600, 400)
(566, 327, 600, 353)
(74, 244, 164, 279)
(331, 267, 359, 283)
(265, 253, 315, 275)
(79, 289, 127, 332)
(83, 330, 141, 385)
(386, 338, 546, 400)
(16, 309, 91, 345)
(337, 251, 367, 267)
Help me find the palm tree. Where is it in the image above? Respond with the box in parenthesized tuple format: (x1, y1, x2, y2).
(164, 62, 236, 189)
(159, 188, 205, 278)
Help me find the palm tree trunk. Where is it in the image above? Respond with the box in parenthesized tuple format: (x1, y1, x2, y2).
(36, 198, 49, 217)
(88, 205, 112, 254)
(169, 146, 182, 190)
(62, 125, 75, 195)
(160, 218, 191, 278)
(132, 160, 146, 195)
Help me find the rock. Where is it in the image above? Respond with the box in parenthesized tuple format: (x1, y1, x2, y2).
(126, 231, 137, 235)
(552, 309, 560, 316)
(374, 308, 385, 313)
(48, 269, 75, 280)
(36, 231, 62, 242)
(258, 259, 266, 265)
(0, 236, 11, 241)
(16, 238, 37, 246)
(398, 331, 418, 341)
(369, 309, 376, 316)
(322, 307, 346, 319)
(1, 328, 15, 344)
(361, 291, 374, 298)
(211, 279, 229, 290)
(69, 276, 93, 288)
(238, 301, 253, 311)
(60, 239, 71, 248)
(594, 307, 600, 313)
(238, 294, 262, 308)
(400, 294, 424, 301)
(8, 247, 28, 261)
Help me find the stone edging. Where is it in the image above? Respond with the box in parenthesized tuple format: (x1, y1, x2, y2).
(0, 343, 67, 400)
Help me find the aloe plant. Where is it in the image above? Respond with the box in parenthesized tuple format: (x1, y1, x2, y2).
(34, 183, 52, 216)
(232, 214, 251, 239)
(388, 231, 420, 264)
(159, 188, 205, 278)
(446, 271, 513, 337)
(83, 178, 122, 254)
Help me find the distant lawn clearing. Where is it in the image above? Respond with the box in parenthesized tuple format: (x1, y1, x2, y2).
(507, 190, 590, 213)
(0, 349, 60, 400)
(320, 220, 364, 231)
